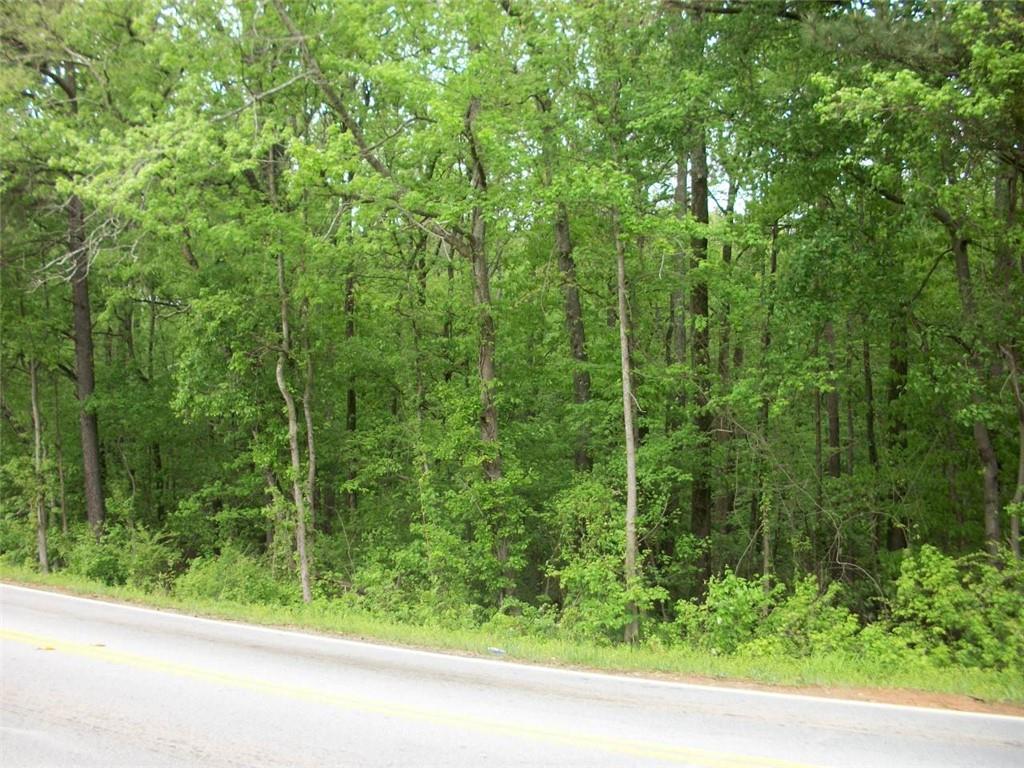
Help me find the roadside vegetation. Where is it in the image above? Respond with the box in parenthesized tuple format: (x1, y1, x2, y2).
(2, 529, 1021, 706)
(2, 0, 1023, 710)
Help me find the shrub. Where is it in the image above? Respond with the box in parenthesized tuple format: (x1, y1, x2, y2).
(482, 597, 559, 640)
(121, 527, 179, 591)
(891, 545, 1024, 670)
(676, 570, 779, 654)
(0, 457, 45, 568)
(549, 478, 669, 642)
(65, 526, 128, 584)
(557, 552, 634, 642)
(63, 524, 178, 590)
(174, 546, 297, 605)
(0, 511, 35, 568)
(745, 576, 860, 658)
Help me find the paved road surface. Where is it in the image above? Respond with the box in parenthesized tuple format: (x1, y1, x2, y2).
(1, 583, 1021, 767)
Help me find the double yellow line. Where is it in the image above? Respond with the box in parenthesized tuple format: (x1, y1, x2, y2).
(1, 627, 823, 768)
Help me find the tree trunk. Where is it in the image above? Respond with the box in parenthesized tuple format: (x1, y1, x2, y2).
(556, 204, 592, 471)
(70, 191, 105, 535)
(663, 155, 688, 563)
(823, 321, 841, 479)
(614, 211, 639, 644)
(863, 338, 879, 469)
(302, 329, 317, 533)
(537, 93, 592, 472)
(886, 307, 909, 551)
(667, 154, 687, 388)
(755, 223, 779, 581)
(814, 377, 823, 500)
(63, 67, 104, 535)
(689, 138, 712, 587)
(995, 167, 1020, 559)
(844, 326, 855, 474)
(715, 179, 738, 524)
(863, 336, 880, 553)
(345, 273, 358, 513)
(464, 96, 508, 600)
(716, 179, 737, 385)
(949, 233, 1001, 557)
(1002, 344, 1023, 559)
(53, 376, 67, 534)
(30, 360, 48, 573)
(275, 253, 312, 604)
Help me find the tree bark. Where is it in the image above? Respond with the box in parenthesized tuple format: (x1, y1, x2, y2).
(464, 96, 509, 600)
(465, 98, 500, 482)
(345, 273, 358, 513)
(667, 155, 688, 387)
(614, 211, 639, 644)
(715, 179, 738, 523)
(862, 335, 881, 553)
(663, 155, 689, 561)
(30, 360, 49, 573)
(995, 166, 1020, 559)
(275, 253, 312, 604)
(844, 325, 855, 474)
(70, 190, 105, 535)
(814, 373, 823, 500)
(949, 233, 1001, 557)
(863, 338, 879, 470)
(537, 93, 592, 472)
(301, 328, 317, 533)
(62, 66, 105, 535)
(689, 137, 713, 587)
(52, 376, 67, 534)
(886, 307, 909, 551)
(1002, 344, 1023, 559)
(556, 203, 592, 471)
(823, 321, 841, 479)
(755, 222, 779, 581)
(716, 179, 738, 385)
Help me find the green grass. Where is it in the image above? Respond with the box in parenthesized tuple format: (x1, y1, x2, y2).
(3, 563, 1022, 708)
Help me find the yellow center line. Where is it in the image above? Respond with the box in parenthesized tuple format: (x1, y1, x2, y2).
(2, 628, 824, 768)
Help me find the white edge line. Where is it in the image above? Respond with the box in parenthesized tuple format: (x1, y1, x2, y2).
(3, 581, 1021, 722)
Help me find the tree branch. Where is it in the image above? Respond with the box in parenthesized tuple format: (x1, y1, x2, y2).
(269, 0, 392, 179)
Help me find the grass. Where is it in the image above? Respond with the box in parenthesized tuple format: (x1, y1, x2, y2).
(3, 562, 1022, 709)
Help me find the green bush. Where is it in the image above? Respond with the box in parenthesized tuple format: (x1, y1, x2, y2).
(0, 457, 45, 568)
(557, 552, 634, 642)
(549, 478, 669, 642)
(743, 576, 860, 658)
(65, 527, 128, 584)
(64, 524, 177, 590)
(482, 598, 559, 640)
(174, 546, 297, 605)
(0, 512, 35, 567)
(675, 570, 779, 654)
(121, 527, 179, 591)
(855, 622, 932, 673)
(674, 571, 864, 659)
(891, 545, 1024, 670)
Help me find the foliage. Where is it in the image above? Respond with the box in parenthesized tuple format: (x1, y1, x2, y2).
(0, 0, 1021, 684)
(62, 524, 178, 591)
(675, 570, 780, 655)
(174, 546, 297, 606)
(891, 546, 1024, 671)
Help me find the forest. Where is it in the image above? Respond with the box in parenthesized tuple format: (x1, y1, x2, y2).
(2, 0, 1022, 677)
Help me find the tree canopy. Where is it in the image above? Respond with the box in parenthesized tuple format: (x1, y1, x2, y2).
(2, 0, 1022, 655)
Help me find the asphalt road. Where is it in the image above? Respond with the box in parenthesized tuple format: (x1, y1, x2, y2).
(1, 584, 1021, 768)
